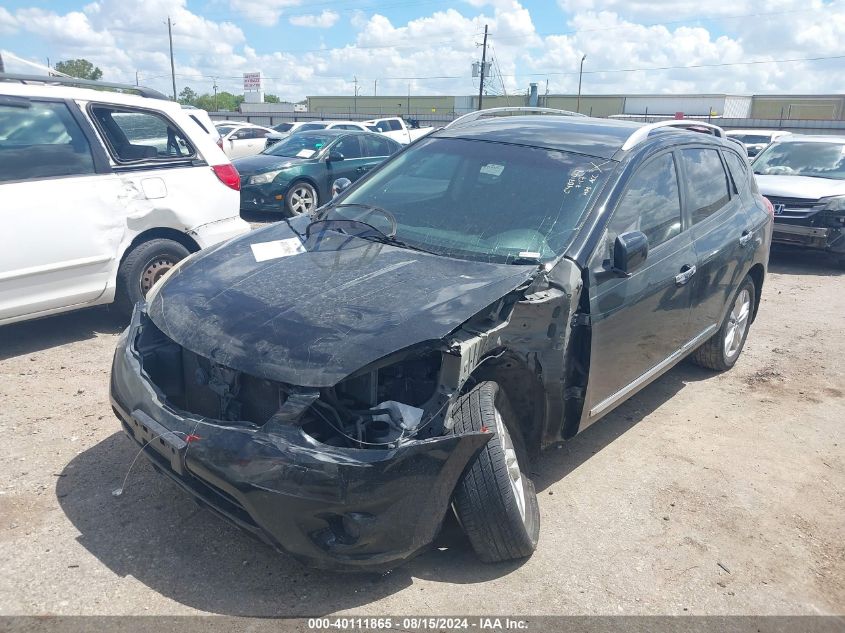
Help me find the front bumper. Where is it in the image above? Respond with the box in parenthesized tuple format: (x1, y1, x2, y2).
(109, 308, 489, 570)
(239, 183, 287, 212)
(772, 221, 845, 255)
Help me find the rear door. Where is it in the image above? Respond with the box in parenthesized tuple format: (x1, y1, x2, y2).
(226, 127, 262, 158)
(583, 150, 697, 424)
(680, 146, 754, 338)
(359, 134, 398, 175)
(326, 135, 372, 193)
(0, 96, 117, 321)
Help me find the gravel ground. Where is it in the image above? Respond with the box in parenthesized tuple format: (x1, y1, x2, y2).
(0, 245, 842, 617)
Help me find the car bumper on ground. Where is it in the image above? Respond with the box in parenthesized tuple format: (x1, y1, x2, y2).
(109, 308, 489, 571)
(188, 215, 252, 249)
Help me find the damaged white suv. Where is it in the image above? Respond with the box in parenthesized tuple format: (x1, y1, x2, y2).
(0, 73, 250, 326)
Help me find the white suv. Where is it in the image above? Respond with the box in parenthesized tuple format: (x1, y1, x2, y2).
(0, 74, 251, 326)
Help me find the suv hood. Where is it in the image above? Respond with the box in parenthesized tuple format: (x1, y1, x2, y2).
(755, 174, 845, 200)
(147, 219, 538, 387)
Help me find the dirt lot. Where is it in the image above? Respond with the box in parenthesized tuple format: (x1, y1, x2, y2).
(0, 246, 842, 617)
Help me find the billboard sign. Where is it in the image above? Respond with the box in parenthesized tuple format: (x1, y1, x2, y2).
(243, 72, 262, 91)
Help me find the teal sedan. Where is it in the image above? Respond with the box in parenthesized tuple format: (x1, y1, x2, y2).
(234, 129, 401, 216)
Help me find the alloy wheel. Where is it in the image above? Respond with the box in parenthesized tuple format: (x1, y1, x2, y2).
(289, 185, 316, 214)
(494, 409, 526, 522)
(724, 288, 751, 359)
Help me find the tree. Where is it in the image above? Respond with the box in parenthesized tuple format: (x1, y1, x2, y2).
(264, 94, 281, 103)
(178, 87, 198, 106)
(195, 91, 243, 112)
(54, 58, 103, 80)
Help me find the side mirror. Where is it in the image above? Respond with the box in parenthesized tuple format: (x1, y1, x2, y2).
(332, 178, 352, 198)
(328, 151, 345, 162)
(612, 231, 648, 277)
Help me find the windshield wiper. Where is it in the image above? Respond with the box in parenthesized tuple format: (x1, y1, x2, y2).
(355, 232, 441, 256)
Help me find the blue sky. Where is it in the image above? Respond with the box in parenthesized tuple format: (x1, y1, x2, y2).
(1, 0, 843, 100)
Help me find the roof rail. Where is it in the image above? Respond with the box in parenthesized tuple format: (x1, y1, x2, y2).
(621, 120, 725, 151)
(445, 106, 586, 129)
(0, 73, 169, 100)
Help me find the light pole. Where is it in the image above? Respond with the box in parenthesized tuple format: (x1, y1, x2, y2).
(576, 54, 586, 114)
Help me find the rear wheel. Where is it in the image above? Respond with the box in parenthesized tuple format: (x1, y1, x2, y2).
(114, 238, 190, 317)
(691, 275, 755, 371)
(450, 381, 540, 563)
(285, 181, 318, 216)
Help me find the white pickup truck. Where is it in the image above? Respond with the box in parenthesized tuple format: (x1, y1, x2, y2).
(364, 117, 434, 145)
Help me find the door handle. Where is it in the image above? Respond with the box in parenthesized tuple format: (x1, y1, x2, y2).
(675, 264, 697, 286)
(739, 230, 753, 247)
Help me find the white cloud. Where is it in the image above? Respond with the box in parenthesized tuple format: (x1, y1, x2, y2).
(289, 10, 339, 29)
(0, 7, 18, 35)
(1, 0, 843, 101)
(229, 0, 300, 25)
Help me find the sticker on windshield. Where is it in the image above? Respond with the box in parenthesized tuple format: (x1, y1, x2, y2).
(480, 163, 505, 177)
(250, 238, 306, 262)
(296, 149, 316, 158)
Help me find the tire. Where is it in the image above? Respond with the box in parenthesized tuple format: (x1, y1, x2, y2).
(113, 238, 190, 317)
(449, 381, 540, 563)
(285, 181, 318, 216)
(690, 275, 756, 371)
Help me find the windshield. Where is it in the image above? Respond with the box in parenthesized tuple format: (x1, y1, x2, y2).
(216, 125, 235, 136)
(263, 132, 333, 158)
(273, 122, 293, 132)
(329, 137, 612, 264)
(753, 141, 845, 180)
(298, 122, 329, 131)
(729, 134, 772, 145)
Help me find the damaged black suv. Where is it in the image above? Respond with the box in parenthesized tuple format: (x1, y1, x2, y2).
(111, 109, 773, 570)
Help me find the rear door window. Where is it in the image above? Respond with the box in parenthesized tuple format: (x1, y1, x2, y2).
(361, 135, 397, 157)
(90, 106, 195, 163)
(723, 150, 756, 195)
(680, 148, 731, 224)
(0, 100, 96, 182)
(333, 135, 363, 159)
(609, 153, 682, 249)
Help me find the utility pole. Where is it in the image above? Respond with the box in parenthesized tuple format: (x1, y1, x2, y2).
(135, 70, 139, 86)
(166, 16, 177, 101)
(213, 78, 219, 111)
(576, 54, 586, 114)
(373, 79, 377, 97)
(46, 57, 51, 76)
(407, 83, 411, 118)
(353, 75, 358, 113)
(477, 24, 488, 111)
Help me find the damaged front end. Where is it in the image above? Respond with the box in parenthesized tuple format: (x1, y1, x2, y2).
(111, 307, 496, 570)
(110, 216, 585, 569)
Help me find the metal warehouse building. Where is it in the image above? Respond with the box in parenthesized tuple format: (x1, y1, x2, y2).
(306, 93, 845, 121)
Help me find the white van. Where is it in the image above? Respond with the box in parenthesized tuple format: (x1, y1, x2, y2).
(0, 74, 251, 325)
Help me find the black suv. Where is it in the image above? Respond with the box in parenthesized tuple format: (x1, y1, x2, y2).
(110, 110, 773, 570)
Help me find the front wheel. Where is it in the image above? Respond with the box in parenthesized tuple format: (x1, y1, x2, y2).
(285, 181, 318, 216)
(114, 238, 190, 318)
(690, 275, 756, 371)
(449, 381, 540, 563)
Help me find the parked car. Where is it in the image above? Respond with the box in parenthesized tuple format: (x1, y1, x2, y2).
(363, 116, 434, 144)
(216, 123, 276, 159)
(264, 121, 375, 149)
(236, 129, 401, 216)
(752, 134, 845, 266)
(110, 111, 771, 570)
(725, 129, 791, 158)
(0, 73, 250, 326)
